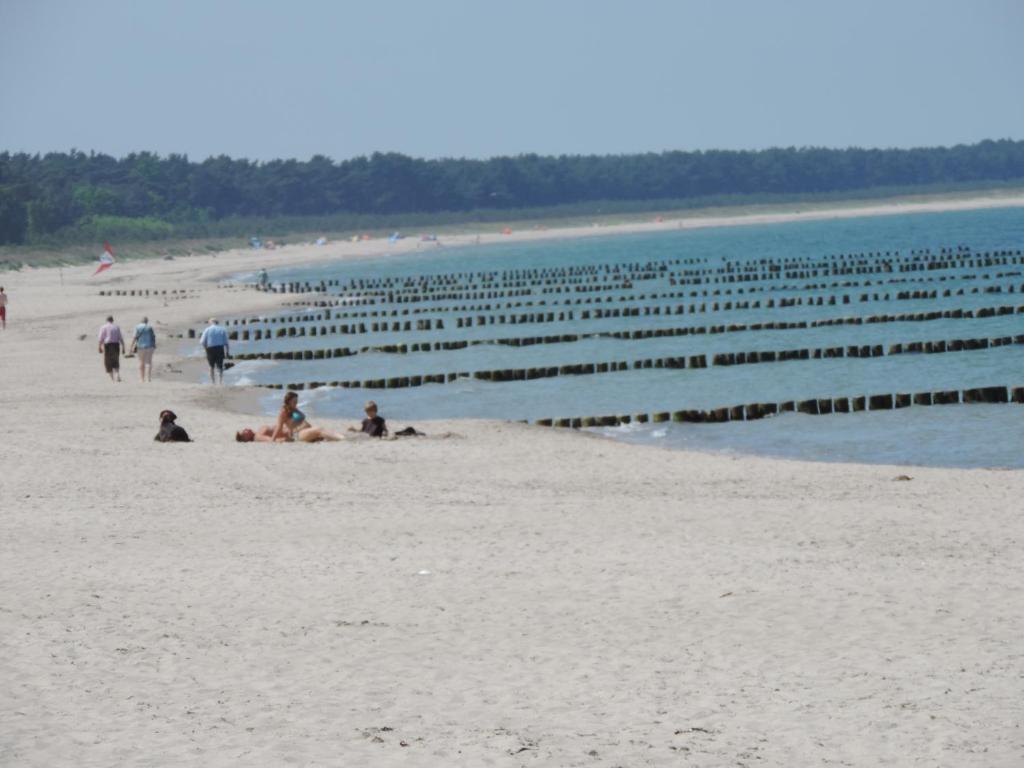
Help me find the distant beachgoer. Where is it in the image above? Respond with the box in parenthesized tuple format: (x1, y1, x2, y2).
(268, 391, 344, 442)
(257, 269, 269, 290)
(0, 286, 7, 329)
(97, 315, 125, 382)
(131, 316, 157, 382)
(199, 317, 229, 384)
(350, 400, 388, 438)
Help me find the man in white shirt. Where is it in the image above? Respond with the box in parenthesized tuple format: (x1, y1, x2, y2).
(97, 315, 125, 382)
(199, 317, 230, 384)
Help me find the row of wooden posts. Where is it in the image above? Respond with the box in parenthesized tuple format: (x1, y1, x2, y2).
(258, 271, 1002, 321)
(447, 288, 1020, 329)
(329, 247, 1016, 290)
(295, 249, 953, 291)
(202, 289, 1024, 343)
(98, 288, 200, 297)
(533, 385, 1024, 428)
(262, 249, 1021, 297)
(220, 303, 1024, 358)
(269, 259, 1012, 299)
(252, 332, 1024, 393)
(672, 255, 1023, 283)
(271, 267, 1018, 318)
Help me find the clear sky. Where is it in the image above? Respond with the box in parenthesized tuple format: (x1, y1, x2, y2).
(1, 0, 1021, 162)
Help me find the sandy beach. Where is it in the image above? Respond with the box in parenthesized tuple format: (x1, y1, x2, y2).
(2, 195, 1023, 766)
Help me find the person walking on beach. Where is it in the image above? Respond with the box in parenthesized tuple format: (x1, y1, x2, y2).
(0, 286, 7, 329)
(199, 317, 229, 384)
(257, 269, 269, 291)
(97, 315, 125, 382)
(131, 316, 157, 382)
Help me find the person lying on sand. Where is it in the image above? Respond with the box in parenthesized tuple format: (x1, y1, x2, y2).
(236, 426, 285, 443)
(267, 391, 344, 442)
(236, 421, 343, 443)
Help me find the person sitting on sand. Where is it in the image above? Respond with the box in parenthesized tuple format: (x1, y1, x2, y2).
(349, 400, 388, 438)
(266, 391, 344, 442)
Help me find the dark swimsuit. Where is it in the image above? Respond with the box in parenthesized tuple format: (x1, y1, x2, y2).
(361, 415, 387, 437)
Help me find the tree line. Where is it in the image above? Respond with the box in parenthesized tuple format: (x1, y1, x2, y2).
(1, 139, 1023, 245)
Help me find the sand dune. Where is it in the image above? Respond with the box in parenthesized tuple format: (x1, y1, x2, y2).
(1, 197, 1022, 766)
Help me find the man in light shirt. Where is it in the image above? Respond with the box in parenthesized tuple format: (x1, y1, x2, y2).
(97, 315, 125, 382)
(199, 317, 230, 384)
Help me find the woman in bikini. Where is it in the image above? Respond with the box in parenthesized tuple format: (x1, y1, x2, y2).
(237, 391, 344, 443)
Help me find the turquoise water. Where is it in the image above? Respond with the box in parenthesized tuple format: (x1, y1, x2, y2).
(226, 207, 1024, 468)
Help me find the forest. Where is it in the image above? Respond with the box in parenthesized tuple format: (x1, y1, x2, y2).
(1, 139, 1023, 245)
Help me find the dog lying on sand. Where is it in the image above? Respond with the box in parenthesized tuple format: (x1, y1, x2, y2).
(155, 410, 191, 442)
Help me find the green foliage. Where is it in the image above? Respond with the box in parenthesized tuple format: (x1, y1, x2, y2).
(26, 198, 64, 239)
(0, 185, 28, 244)
(72, 215, 176, 243)
(72, 184, 121, 217)
(1, 141, 1023, 245)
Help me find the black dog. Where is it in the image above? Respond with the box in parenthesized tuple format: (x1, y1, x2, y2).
(155, 410, 191, 442)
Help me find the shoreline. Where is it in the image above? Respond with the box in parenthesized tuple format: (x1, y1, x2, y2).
(204, 189, 1024, 286)
(5, 185, 1024, 273)
(13, 188, 1024, 430)
(2, 190, 1023, 765)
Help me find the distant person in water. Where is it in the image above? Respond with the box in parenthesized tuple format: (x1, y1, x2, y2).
(97, 315, 125, 382)
(264, 391, 344, 442)
(199, 317, 229, 384)
(131, 316, 157, 382)
(0, 286, 7, 329)
(257, 269, 269, 290)
(350, 400, 388, 438)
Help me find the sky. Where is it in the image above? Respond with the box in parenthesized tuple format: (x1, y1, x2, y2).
(1, 0, 1022, 162)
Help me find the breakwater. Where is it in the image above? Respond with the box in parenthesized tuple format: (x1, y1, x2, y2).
(531, 384, 1024, 428)
(247, 330, 1024, 392)
(220, 207, 1024, 466)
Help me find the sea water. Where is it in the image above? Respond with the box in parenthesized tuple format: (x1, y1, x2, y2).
(226, 207, 1024, 468)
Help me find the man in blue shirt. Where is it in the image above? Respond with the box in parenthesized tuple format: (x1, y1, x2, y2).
(131, 316, 157, 383)
(199, 317, 230, 384)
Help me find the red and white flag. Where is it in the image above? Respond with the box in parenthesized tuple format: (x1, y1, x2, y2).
(93, 242, 115, 275)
